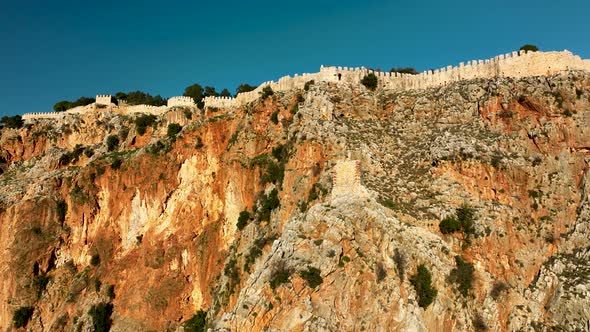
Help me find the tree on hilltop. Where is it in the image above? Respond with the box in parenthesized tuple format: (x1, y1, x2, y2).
(390, 67, 419, 75)
(204, 86, 218, 97)
(519, 44, 539, 52)
(235, 83, 257, 96)
(183, 84, 204, 108)
(53, 100, 71, 112)
(220, 88, 231, 97)
(1, 115, 24, 129)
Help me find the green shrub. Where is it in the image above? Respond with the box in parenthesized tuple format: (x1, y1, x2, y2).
(33, 274, 51, 298)
(91, 253, 101, 266)
(410, 264, 437, 308)
(1, 115, 24, 129)
(270, 111, 279, 124)
(448, 256, 475, 297)
(134, 114, 157, 135)
(261, 86, 274, 100)
(439, 216, 461, 234)
(290, 103, 299, 115)
(439, 205, 476, 239)
(361, 73, 378, 90)
(195, 137, 204, 149)
(106, 285, 115, 299)
(56, 200, 68, 223)
(304, 80, 315, 91)
(167, 123, 182, 138)
(106, 135, 119, 152)
(184, 310, 207, 332)
(271, 144, 289, 163)
(236, 211, 251, 230)
(269, 262, 292, 289)
(236, 83, 257, 95)
(456, 205, 476, 236)
(299, 266, 323, 288)
(257, 189, 280, 222)
(88, 302, 113, 332)
(13, 306, 34, 328)
(261, 161, 284, 185)
(111, 158, 122, 170)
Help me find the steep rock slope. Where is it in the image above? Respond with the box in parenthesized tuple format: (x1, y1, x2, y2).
(0, 71, 589, 331)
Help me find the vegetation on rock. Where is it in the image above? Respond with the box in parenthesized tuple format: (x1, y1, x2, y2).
(410, 264, 437, 308)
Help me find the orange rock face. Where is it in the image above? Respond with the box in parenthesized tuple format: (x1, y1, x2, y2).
(1, 72, 589, 331)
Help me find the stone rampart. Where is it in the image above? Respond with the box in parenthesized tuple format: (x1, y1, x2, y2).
(204, 50, 590, 110)
(118, 105, 168, 115)
(167, 96, 195, 108)
(22, 112, 62, 120)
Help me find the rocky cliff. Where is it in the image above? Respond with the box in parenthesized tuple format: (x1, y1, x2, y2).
(1, 70, 589, 331)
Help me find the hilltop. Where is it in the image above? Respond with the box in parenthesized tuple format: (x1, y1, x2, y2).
(1, 50, 590, 331)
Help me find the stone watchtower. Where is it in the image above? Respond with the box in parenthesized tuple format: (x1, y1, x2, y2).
(96, 95, 115, 106)
(331, 160, 367, 198)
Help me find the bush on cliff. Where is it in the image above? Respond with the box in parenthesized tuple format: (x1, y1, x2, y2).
(261, 86, 274, 100)
(106, 135, 119, 152)
(134, 114, 157, 135)
(167, 123, 182, 139)
(236, 210, 251, 230)
(257, 189, 280, 222)
(299, 266, 323, 288)
(13, 306, 34, 328)
(410, 264, 437, 308)
(438, 204, 476, 239)
(183, 310, 207, 332)
(1, 115, 24, 129)
(361, 73, 378, 90)
(448, 256, 475, 297)
(88, 302, 113, 332)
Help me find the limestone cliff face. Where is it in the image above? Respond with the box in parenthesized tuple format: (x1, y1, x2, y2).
(1, 71, 589, 331)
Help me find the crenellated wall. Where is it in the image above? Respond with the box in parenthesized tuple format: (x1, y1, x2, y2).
(96, 94, 113, 106)
(22, 112, 63, 120)
(22, 50, 590, 120)
(167, 96, 195, 108)
(204, 50, 590, 109)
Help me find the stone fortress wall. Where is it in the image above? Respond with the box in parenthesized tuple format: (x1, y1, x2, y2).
(167, 96, 195, 108)
(22, 50, 590, 121)
(23, 95, 193, 121)
(204, 50, 590, 109)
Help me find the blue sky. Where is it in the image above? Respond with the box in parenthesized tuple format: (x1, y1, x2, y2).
(1, 0, 589, 116)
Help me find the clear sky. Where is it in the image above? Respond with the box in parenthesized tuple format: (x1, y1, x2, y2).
(1, 0, 589, 116)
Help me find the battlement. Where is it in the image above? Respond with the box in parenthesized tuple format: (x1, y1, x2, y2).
(167, 96, 195, 108)
(96, 94, 114, 106)
(203, 49, 590, 110)
(21, 49, 590, 121)
(22, 112, 62, 120)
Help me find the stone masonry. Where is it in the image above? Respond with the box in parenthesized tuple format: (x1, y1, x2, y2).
(331, 160, 366, 198)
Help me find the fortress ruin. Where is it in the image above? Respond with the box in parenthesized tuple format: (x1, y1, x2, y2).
(22, 49, 590, 121)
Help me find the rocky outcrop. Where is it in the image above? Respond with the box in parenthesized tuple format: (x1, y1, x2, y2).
(0, 70, 589, 331)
